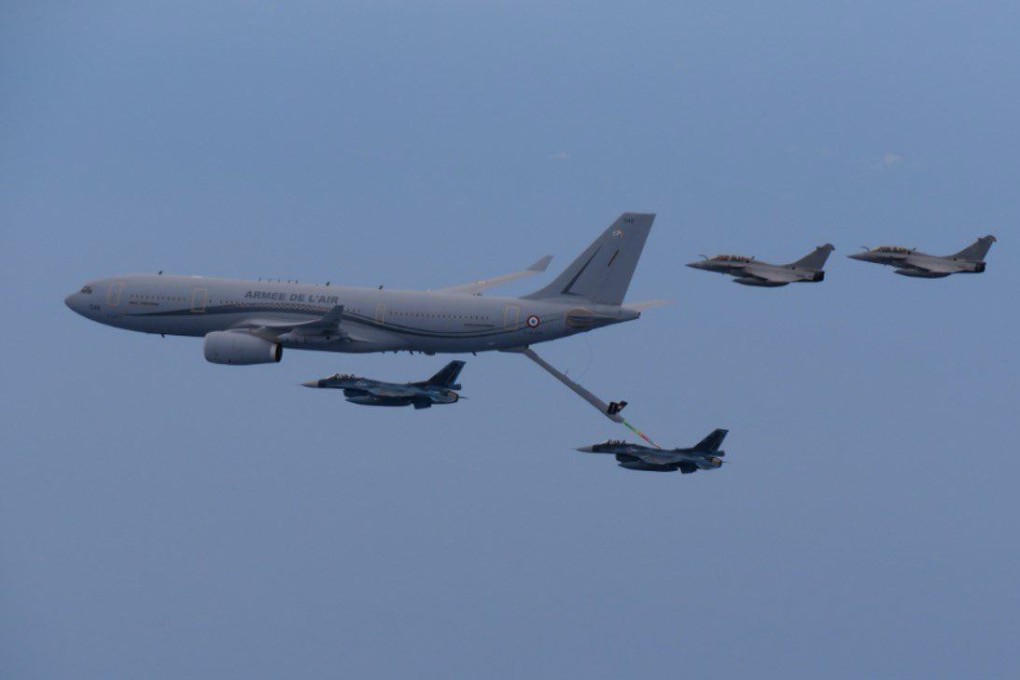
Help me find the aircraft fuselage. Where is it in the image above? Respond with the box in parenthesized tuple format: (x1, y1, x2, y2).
(65, 274, 638, 355)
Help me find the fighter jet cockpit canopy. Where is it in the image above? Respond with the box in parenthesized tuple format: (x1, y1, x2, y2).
(80, 285, 93, 294)
(874, 246, 912, 254)
(713, 254, 753, 262)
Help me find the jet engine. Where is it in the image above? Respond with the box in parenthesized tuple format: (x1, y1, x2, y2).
(203, 331, 282, 365)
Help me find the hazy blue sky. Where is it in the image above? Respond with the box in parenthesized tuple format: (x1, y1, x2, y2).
(3, 2, 1018, 677)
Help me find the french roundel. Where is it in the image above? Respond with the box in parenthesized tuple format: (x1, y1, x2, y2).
(526, 315, 541, 328)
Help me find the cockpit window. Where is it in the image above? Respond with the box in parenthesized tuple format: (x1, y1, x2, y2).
(875, 246, 911, 254)
(80, 285, 93, 294)
(714, 254, 751, 262)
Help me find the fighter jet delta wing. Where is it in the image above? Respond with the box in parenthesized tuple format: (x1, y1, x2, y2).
(436, 255, 553, 295)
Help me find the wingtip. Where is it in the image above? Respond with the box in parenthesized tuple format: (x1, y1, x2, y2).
(529, 254, 554, 272)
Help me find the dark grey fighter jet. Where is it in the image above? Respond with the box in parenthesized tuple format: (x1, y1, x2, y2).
(847, 236, 996, 278)
(576, 429, 728, 473)
(686, 244, 834, 287)
(303, 361, 465, 409)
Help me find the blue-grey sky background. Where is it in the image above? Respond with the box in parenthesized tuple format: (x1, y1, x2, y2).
(3, 1, 1018, 677)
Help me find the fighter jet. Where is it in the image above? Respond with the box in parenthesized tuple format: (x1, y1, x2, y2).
(847, 236, 997, 278)
(303, 360, 465, 409)
(686, 244, 834, 287)
(576, 429, 728, 473)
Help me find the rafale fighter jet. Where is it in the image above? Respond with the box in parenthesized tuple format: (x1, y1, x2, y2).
(65, 213, 656, 365)
(686, 244, 834, 287)
(576, 429, 728, 473)
(303, 360, 465, 409)
(847, 236, 997, 278)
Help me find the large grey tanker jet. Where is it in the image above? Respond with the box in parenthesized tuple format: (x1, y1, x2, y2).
(65, 213, 655, 364)
(577, 429, 729, 473)
(303, 360, 465, 409)
(847, 236, 996, 278)
(686, 244, 834, 287)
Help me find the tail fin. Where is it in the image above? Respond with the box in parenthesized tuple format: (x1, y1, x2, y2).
(522, 213, 655, 305)
(692, 428, 728, 452)
(425, 361, 465, 388)
(950, 236, 996, 261)
(787, 244, 835, 270)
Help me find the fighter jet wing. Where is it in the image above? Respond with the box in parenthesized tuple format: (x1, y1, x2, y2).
(436, 255, 553, 295)
(629, 450, 681, 466)
(360, 384, 417, 398)
(902, 257, 957, 274)
(742, 264, 803, 283)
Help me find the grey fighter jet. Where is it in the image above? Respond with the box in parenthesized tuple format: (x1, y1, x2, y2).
(686, 244, 834, 287)
(576, 429, 728, 473)
(303, 360, 465, 409)
(847, 236, 997, 278)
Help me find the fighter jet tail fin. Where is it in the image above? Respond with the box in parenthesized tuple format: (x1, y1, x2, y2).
(692, 428, 728, 453)
(949, 235, 996, 262)
(787, 244, 835, 271)
(522, 213, 655, 306)
(423, 360, 466, 389)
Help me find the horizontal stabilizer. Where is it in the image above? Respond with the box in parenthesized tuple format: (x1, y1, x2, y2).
(438, 255, 553, 295)
(623, 299, 674, 311)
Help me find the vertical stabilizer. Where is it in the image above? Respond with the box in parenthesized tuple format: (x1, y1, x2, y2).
(950, 236, 997, 262)
(788, 244, 835, 270)
(692, 429, 728, 452)
(424, 361, 466, 388)
(523, 213, 655, 305)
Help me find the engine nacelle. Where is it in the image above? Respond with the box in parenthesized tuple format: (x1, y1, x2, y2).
(203, 331, 282, 365)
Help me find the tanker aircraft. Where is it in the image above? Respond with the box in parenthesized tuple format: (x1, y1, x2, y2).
(686, 244, 834, 287)
(65, 213, 655, 365)
(303, 361, 466, 409)
(847, 235, 997, 278)
(577, 429, 729, 473)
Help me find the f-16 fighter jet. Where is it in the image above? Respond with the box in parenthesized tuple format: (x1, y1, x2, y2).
(303, 360, 465, 409)
(847, 236, 997, 278)
(686, 244, 834, 287)
(576, 429, 728, 473)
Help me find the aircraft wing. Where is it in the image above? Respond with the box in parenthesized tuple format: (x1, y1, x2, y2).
(742, 264, 803, 283)
(361, 384, 417, 398)
(902, 257, 958, 274)
(436, 255, 552, 295)
(234, 305, 350, 341)
(629, 450, 681, 466)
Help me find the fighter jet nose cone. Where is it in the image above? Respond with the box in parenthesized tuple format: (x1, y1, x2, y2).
(575, 446, 595, 453)
(301, 380, 320, 388)
(64, 294, 74, 309)
(685, 262, 702, 269)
